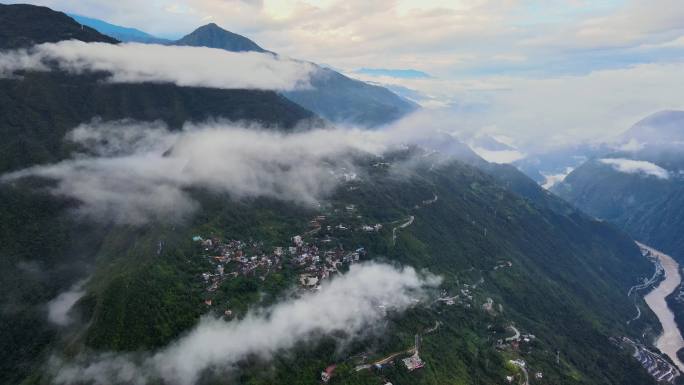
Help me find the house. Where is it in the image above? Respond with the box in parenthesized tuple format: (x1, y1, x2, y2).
(321, 365, 336, 383)
(293, 235, 303, 247)
(204, 299, 212, 306)
(505, 375, 514, 383)
(535, 372, 543, 379)
(402, 353, 425, 371)
(300, 274, 319, 288)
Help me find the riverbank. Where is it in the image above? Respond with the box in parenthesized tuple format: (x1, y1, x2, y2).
(640, 242, 684, 372)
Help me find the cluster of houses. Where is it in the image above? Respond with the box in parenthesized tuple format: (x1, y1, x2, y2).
(291, 233, 365, 290)
(193, 213, 371, 300)
(194, 236, 284, 294)
(435, 286, 474, 308)
(621, 337, 680, 384)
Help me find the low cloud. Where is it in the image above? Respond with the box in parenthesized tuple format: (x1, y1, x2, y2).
(471, 147, 525, 164)
(52, 263, 440, 385)
(541, 167, 574, 190)
(1, 114, 471, 225)
(47, 280, 87, 326)
(599, 158, 670, 179)
(0, 41, 315, 91)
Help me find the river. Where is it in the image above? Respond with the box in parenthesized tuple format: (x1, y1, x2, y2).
(640, 242, 684, 372)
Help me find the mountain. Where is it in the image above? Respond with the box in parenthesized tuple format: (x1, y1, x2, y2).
(0, 9, 316, 175)
(69, 18, 418, 127)
(170, 23, 418, 127)
(0, 5, 670, 385)
(620, 110, 684, 145)
(69, 14, 171, 44)
(0, 72, 317, 174)
(0, 3, 117, 49)
(174, 22, 267, 52)
(283, 67, 419, 127)
(553, 111, 684, 261)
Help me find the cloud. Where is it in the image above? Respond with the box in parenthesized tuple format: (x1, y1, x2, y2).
(1, 114, 470, 225)
(363, 61, 684, 151)
(52, 263, 441, 385)
(541, 167, 574, 190)
(47, 280, 87, 326)
(470, 147, 525, 164)
(0, 41, 315, 91)
(599, 158, 670, 179)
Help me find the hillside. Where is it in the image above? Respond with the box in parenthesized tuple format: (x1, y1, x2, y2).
(2, 146, 661, 385)
(0, 71, 316, 174)
(0, 4, 117, 49)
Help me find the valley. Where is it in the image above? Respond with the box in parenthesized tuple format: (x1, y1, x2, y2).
(640, 243, 684, 372)
(0, 3, 681, 385)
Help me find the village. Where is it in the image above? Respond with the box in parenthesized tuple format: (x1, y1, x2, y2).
(192, 210, 385, 312)
(618, 337, 680, 384)
(192, 200, 544, 385)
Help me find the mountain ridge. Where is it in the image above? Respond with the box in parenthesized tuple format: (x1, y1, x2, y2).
(72, 16, 419, 127)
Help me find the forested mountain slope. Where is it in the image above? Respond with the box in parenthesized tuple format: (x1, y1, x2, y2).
(0, 4, 667, 385)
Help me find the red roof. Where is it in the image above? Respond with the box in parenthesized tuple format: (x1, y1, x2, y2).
(325, 365, 336, 374)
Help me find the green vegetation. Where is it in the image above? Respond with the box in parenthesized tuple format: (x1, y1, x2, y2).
(2, 151, 662, 385)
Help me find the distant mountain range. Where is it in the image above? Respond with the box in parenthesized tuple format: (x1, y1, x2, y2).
(72, 16, 418, 127)
(69, 14, 171, 44)
(554, 110, 684, 261)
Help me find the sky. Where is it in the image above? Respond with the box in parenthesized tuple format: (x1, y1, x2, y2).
(7, 0, 684, 150)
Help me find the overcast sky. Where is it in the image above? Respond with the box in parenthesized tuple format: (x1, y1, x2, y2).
(8, 0, 684, 149)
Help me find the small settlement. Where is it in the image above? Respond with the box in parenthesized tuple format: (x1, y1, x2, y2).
(619, 337, 681, 384)
(194, 213, 375, 315)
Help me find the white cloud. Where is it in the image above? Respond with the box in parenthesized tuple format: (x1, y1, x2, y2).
(47, 280, 87, 326)
(616, 138, 646, 152)
(599, 158, 670, 179)
(0, 41, 315, 91)
(471, 147, 525, 164)
(541, 167, 574, 190)
(52, 263, 441, 385)
(363, 62, 684, 151)
(1, 114, 470, 225)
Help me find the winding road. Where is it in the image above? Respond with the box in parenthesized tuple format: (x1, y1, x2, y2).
(392, 215, 415, 245)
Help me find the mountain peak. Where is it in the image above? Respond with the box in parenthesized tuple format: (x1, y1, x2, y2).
(174, 23, 266, 53)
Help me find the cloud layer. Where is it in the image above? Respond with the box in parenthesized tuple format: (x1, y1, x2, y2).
(599, 158, 670, 179)
(0, 41, 315, 91)
(1, 114, 465, 224)
(53, 263, 440, 385)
